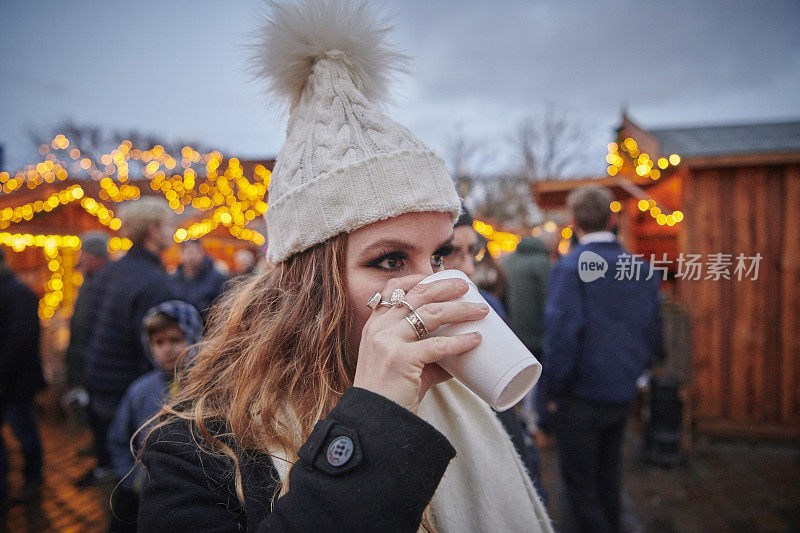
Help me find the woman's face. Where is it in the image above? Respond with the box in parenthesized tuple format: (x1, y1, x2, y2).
(345, 211, 455, 355)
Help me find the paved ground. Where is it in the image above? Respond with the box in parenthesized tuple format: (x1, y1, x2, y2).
(537, 432, 800, 533)
(2, 409, 799, 532)
(2, 412, 112, 533)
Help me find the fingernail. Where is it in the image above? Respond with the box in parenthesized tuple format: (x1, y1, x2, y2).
(479, 303, 490, 311)
(471, 331, 482, 339)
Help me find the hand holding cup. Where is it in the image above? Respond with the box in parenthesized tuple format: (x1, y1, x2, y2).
(353, 274, 490, 414)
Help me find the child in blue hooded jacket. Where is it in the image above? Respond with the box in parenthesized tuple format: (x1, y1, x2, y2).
(107, 300, 202, 531)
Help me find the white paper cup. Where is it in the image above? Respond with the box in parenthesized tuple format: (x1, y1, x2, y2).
(418, 269, 542, 411)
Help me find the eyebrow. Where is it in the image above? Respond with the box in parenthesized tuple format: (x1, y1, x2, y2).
(361, 233, 455, 257)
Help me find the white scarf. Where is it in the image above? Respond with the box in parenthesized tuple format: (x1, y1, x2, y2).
(267, 380, 553, 533)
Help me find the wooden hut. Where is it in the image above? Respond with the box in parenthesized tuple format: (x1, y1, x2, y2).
(535, 115, 800, 440)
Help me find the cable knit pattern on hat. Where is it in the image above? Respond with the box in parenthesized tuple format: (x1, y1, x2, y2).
(253, 1, 461, 263)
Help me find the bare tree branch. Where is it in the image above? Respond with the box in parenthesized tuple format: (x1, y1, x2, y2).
(512, 105, 588, 182)
(445, 124, 494, 199)
(28, 121, 211, 179)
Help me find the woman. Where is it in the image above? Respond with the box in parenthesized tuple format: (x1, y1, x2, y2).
(137, 2, 552, 531)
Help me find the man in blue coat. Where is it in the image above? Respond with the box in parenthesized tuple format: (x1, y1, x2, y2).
(80, 198, 176, 486)
(538, 186, 662, 533)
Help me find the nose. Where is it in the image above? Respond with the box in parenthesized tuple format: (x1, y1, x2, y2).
(462, 258, 475, 278)
(413, 259, 436, 278)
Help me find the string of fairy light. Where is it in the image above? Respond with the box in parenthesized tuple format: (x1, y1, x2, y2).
(1, 134, 270, 247)
(606, 138, 684, 227)
(2, 131, 685, 318)
(0, 184, 123, 232)
(473, 220, 521, 257)
(1, 133, 272, 318)
(473, 136, 685, 258)
(0, 232, 84, 319)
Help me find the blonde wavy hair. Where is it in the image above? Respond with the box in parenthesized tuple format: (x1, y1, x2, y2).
(141, 233, 437, 531)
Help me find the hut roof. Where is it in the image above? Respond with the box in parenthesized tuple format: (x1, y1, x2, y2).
(647, 119, 800, 159)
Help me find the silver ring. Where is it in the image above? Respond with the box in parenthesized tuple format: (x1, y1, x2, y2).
(366, 291, 394, 310)
(390, 288, 406, 306)
(399, 300, 416, 313)
(404, 310, 428, 340)
(366, 292, 382, 310)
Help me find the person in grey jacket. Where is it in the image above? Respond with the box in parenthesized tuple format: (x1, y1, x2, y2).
(503, 236, 552, 358)
(502, 236, 553, 501)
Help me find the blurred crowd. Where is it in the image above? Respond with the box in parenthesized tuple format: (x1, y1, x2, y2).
(1, 185, 665, 532)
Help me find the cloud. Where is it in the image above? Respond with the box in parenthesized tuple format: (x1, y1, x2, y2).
(1, 0, 798, 175)
(1, 68, 74, 97)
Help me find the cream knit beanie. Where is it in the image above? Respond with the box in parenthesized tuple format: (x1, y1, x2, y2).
(253, 0, 461, 263)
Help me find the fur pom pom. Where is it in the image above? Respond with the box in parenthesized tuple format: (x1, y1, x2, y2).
(252, 0, 407, 107)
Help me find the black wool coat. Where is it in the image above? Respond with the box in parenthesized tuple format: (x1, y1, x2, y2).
(138, 387, 456, 532)
(83, 246, 175, 406)
(0, 268, 46, 403)
(64, 271, 103, 386)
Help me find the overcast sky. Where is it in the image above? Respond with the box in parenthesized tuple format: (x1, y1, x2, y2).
(1, 0, 798, 175)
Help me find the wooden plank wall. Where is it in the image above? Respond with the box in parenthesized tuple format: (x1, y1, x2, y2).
(682, 163, 800, 438)
(782, 166, 800, 427)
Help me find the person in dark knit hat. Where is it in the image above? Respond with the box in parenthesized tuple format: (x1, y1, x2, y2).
(443, 203, 544, 494)
(65, 231, 109, 389)
(448, 203, 508, 321)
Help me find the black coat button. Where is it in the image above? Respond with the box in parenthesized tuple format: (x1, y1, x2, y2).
(326, 436, 354, 466)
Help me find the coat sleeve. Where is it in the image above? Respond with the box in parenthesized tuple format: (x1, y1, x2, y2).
(0, 285, 17, 381)
(0, 282, 40, 394)
(138, 387, 456, 532)
(646, 280, 665, 367)
(108, 388, 137, 487)
(537, 263, 584, 427)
